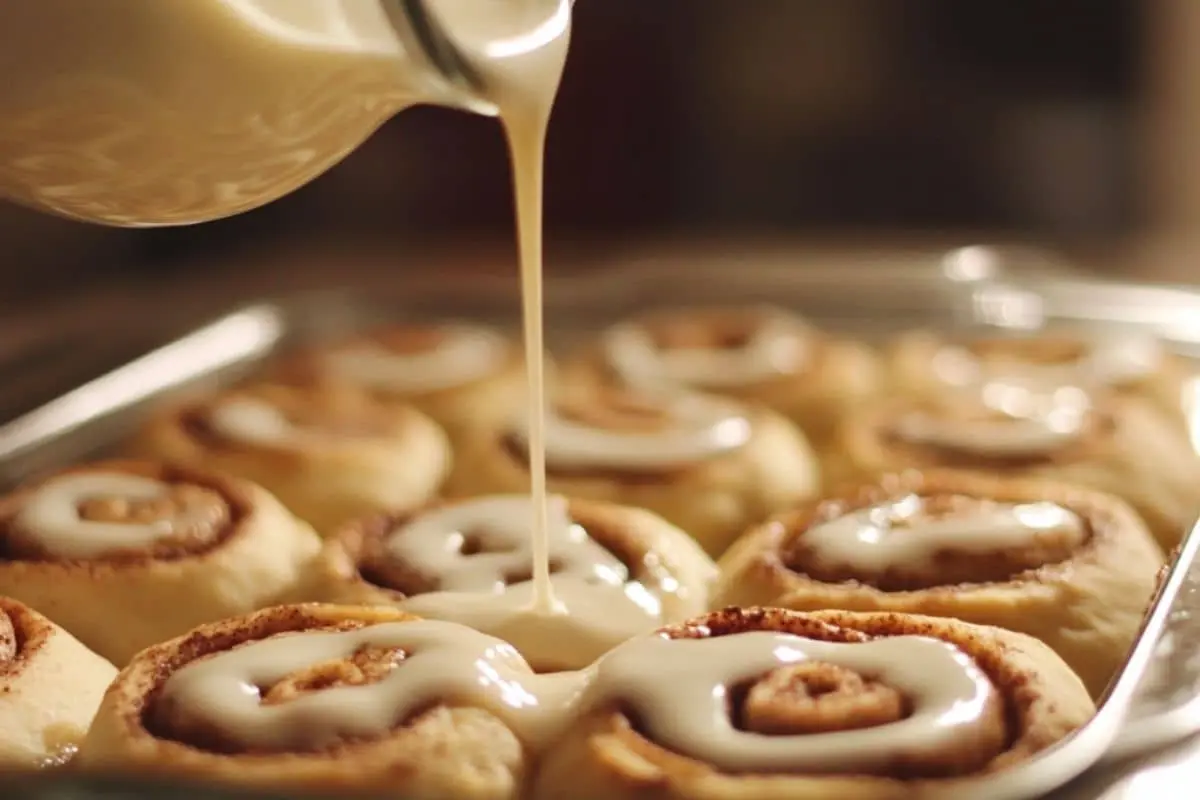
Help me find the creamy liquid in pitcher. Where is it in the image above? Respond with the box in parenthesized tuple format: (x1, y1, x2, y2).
(426, 0, 572, 614)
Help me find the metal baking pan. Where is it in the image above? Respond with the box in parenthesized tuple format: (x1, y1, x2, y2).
(0, 251, 1198, 798)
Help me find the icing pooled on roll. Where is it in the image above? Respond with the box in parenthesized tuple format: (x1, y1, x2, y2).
(322, 324, 510, 394)
(510, 389, 753, 472)
(377, 495, 679, 669)
(801, 493, 1086, 573)
(10, 473, 228, 559)
(603, 308, 809, 391)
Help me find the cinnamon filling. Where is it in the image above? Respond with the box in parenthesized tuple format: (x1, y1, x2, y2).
(781, 493, 1094, 591)
(148, 620, 421, 754)
(5, 483, 232, 561)
(736, 662, 908, 736)
(259, 644, 405, 705)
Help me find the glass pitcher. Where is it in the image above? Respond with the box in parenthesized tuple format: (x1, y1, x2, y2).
(0, 0, 571, 227)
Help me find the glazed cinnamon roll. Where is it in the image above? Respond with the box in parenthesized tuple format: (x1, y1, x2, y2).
(888, 328, 1193, 429)
(77, 604, 534, 799)
(271, 322, 533, 434)
(713, 470, 1162, 697)
(562, 306, 881, 446)
(835, 388, 1200, 552)
(0, 597, 117, 768)
(532, 607, 1094, 800)
(445, 385, 821, 557)
(313, 494, 718, 671)
(0, 460, 322, 665)
(132, 383, 451, 534)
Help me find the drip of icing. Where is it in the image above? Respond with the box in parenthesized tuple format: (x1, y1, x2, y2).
(382, 495, 668, 667)
(322, 325, 509, 394)
(602, 313, 808, 391)
(12, 473, 202, 558)
(802, 494, 1086, 571)
(509, 393, 753, 471)
(159, 618, 996, 774)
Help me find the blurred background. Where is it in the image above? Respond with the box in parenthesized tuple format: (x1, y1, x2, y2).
(5, 0, 1200, 302)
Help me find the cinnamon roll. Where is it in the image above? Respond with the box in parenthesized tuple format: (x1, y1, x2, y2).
(271, 322, 533, 434)
(0, 460, 323, 665)
(713, 470, 1162, 697)
(532, 607, 1094, 800)
(312, 494, 718, 671)
(76, 604, 533, 799)
(835, 389, 1200, 552)
(132, 383, 451, 534)
(888, 328, 1193, 429)
(562, 306, 881, 446)
(0, 597, 117, 768)
(445, 385, 821, 557)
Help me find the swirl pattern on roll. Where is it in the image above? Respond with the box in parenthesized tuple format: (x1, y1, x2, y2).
(507, 387, 753, 473)
(932, 332, 1164, 393)
(134, 384, 451, 535)
(315, 324, 513, 395)
(601, 307, 811, 391)
(713, 470, 1164, 697)
(0, 460, 323, 666)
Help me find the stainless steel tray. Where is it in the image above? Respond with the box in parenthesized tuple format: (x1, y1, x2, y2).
(0, 250, 1198, 799)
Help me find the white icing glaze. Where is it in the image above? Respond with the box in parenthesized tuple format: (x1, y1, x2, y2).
(602, 311, 808, 391)
(591, 631, 994, 773)
(12, 473, 203, 559)
(384, 495, 626, 594)
(510, 392, 752, 471)
(383, 495, 678, 667)
(206, 397, 330, 448)
(802, 494, 1086, 572)
(399, 577, 660, 671)
(323, 324, 509, 394)
(934, 332, 1164, 391)
(893, 404, 1087, 458)
(159, 618, 996, 774)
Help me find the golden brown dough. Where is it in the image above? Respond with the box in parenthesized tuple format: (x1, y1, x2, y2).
(562, 306, 881, 448)
(533, 607, 1094, 800)
(311, 495, 718, 670)
(77, 604, 528, 800)
(834, 391, 1200, 552)
(270, 322, 535, 435)
(0, 596, 117, 768)
(0, 459, 323, 665)
(888, 327, 1194, 430)
(445, 384, 820, 557)
(131, 382, 450, 534)
(714, 470, 1162, 697)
